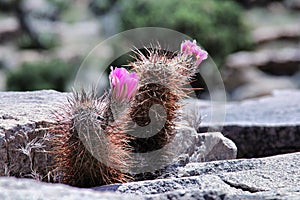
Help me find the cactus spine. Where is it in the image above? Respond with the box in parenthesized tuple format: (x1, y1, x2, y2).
(51, 90, 131, 187)
(128, 46, 203, 154)
(49, 40, 207, 186)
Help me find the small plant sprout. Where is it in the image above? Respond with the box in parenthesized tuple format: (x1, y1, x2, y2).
(181, 40, 208, 66)
(109, 67, 139, 102)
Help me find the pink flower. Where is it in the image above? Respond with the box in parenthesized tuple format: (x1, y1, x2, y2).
(181, 40, 197, 54)
(180, 40, 208, 65)
(109, 67, 139, 102)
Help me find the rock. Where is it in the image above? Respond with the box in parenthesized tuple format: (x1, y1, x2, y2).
(18, 50, 47, 64)
(231, 72, 296, 100)
(0, 46, 20, 71)
(0, 90, 68, 129)
(0, 17, 20, 43)
(53, 20, 108, 82)
(177, 152, 300, 199)
(0, 177, 141, 200)
(23, 0, 57, 20)
(119, 175, 242, 196)
(200, 132, 237, 162)
(224, 67, 297, 100)
(0, 90, 299, 199)
(175, 152, 300, 190)
(1, 49, 49, 72)
(187, 132, 237, 163)
(252, 24, 300, 44)
(0, 90, 68, 177)
(292, 70, 300, 88)
(285, 0, 300, 10)
(223, 65, 263, 92)
(0, 70, 6, 91)
(0, 90, 236, 180)
(1, 153, 299, 199)
(55, 20, 102, 58)
(193, 89, 300, 158)
(170, 128, 237, 165)
(131, 129, 237, 180)
(0, 46, 48, 72)
(95, 152, 300, 199)
(226, 47, 300, 76)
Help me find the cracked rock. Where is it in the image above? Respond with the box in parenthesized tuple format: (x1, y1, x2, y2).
(0, 90, 236, 181)
(0, 90, 299, 199)
(169, 129, 237, 166)
(0, 177, 141, 200)
(0, 90, 68, 178)
(95, 152, 300, 199)
(194, 89, 300, 158)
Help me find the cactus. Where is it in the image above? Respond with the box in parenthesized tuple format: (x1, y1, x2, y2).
(51, 89, 131, 187)
(50, 39, 207, 186)
(128, 41, 207, 154)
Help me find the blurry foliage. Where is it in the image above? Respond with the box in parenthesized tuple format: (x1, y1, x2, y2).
(0, 0, 61, 50)
(17, 33, 59, 50)
(237, 0, 284, 7)
(47, 0, 71, 13)
(0, 0, 14, 12)
(119, 0, 254, 66)
(89, 0, 118, 15)
(6, 59, 72, 91)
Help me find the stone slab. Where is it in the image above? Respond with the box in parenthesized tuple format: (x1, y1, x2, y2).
(189, 89, 300, 157)
(0, 90, 236, 180)
(0, 90, 68, 178)
(95, 152, 300, 200)
(0, 177, 141, 200)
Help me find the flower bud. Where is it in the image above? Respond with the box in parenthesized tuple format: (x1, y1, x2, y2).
(109, 67, 139, 102)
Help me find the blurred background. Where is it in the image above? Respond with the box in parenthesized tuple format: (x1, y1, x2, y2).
(0, 0, 299, 101)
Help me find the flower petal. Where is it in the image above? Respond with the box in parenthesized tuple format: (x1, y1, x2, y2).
(109, 67, 139, 102)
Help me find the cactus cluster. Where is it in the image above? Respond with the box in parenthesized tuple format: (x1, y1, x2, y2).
(51, 90, 131, 187)
(128, 42, 207, 153)
(50, 40, 207, 187)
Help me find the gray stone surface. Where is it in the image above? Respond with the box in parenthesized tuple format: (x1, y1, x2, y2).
(252, 23, 300, 44)
(0, 90, 235, 179)
(168, 128, 237, 166)
(95, 152, 300, 200)
(176, 153, 300, 188)
(192, 89, 300, 158)
(0, 90, 68, 177)
(0, 17, 20, 43)
(0, 90, 299, 199)
(227, 67, 297, 100)
(223, 66, 297, 100)
(1, 151, 299, 200)
(0, 177, 141, 200)
(0, 90, 68, 129)
(185, 132, 237, 163)
(117, 175, 244, 197)
(226, 47, 300, 76)
(286, 0, 300, 10)
(129, 129, 237, 180)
